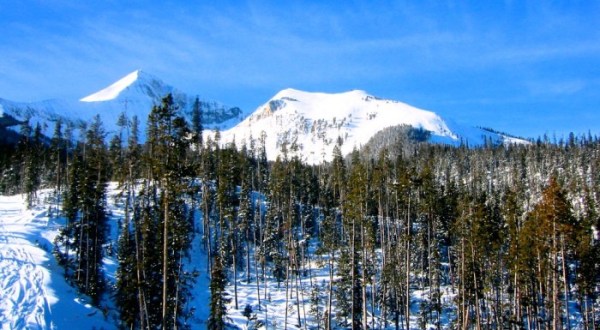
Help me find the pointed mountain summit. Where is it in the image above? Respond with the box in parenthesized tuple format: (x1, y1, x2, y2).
(0, 70, 245, 142)
(80, 70, 141, 102)
(80, 70, 174, 103)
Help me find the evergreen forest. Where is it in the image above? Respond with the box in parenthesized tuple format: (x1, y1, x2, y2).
(1, 94, 599, 329)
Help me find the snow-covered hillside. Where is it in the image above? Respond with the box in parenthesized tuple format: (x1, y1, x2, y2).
(0, 186, 213, 329)
(210, 89, 527, 164)
(0, 190, 114, 329)
(0, 70, 245, 141)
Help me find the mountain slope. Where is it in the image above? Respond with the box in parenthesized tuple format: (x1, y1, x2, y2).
(211, 88, 526, 164)
(80, 70, 144, 102)
(0, 71, 244, 141)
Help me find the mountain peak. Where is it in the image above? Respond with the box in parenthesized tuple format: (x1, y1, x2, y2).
(80, 70, 142, 102)
(79, 69, 177, 104)
(215, 88, 463, 164)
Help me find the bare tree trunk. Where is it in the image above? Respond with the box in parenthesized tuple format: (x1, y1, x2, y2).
(351, 217, 357, 330)
(284, 248, 291, 330)
(514, 266, 521, 329)
(471, 243, 481, 330)
(461, 237, 469, 330)
(233, 236, 239, 310)
(326, 251, 334, 330)
(552, 220, 559, 330)
(293, 251, 304, 329)
(162, 187, 169, 330)
(561, 235, 570, 330)
(203, 183, 212, 275)
(583, 295, 589, 330)
(361, 225, 368, 330)
(253, 222, 262, 310)
(591, 297, 597, 330)
(246, 225, 251, 283)
(405, 195, 411, 330)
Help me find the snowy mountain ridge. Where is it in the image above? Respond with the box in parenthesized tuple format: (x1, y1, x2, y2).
(1, 71, 527, 162)
(212, 88, 526, 164)
(0, 70, 244, 141)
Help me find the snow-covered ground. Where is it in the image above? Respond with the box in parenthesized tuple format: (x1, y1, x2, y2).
(1, 185, 589, 329)
(0, 185, 444, 329)
(0, 185, 214, 329)
(0, 190, 113, 330)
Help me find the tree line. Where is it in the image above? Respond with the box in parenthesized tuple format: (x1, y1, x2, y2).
(0, 93, 599, 329)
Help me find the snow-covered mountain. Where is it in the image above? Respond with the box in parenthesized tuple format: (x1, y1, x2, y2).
(1, 71, 527, 162)
(0, 70, 245, 141)
(211, 88, 528, 164)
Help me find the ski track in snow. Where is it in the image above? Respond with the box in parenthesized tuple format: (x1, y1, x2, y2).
(0, 192, 114, 330)
(0, 186, 211, 329)
(0, 197, 51, 329)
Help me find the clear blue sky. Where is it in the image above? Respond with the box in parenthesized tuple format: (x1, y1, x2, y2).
(1, 0, 599, 139)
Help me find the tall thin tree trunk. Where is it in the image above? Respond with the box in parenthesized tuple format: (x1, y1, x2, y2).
(326, 251, 334, 330)
(351, 215, 358, 330)
(514, 265, 521, 329)
(590, 297, 597, 330)
(253, 223, 262, 310)
(561, 235, 570, 330)
(234, 238, 239, 310)
(162, 187, 169, 329)
(361, 225, 368, 330)
(173, 254, 183, 330)
(294, 251, 303, 328)
(246, 225, 251, 283)
(583, 294, 589, 330)
(284, 248, 291, 330)
(471, 243, 481, 330)
(552, 219, 559, 330)
(461, 237, 468, 330)
(405, 195, 411, 330)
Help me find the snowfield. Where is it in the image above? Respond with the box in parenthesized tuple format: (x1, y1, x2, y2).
(0, 190, 113, 330)
(0, 186, 213, 329)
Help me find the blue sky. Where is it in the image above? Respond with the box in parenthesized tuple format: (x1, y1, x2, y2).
(1, 1, 599, 139)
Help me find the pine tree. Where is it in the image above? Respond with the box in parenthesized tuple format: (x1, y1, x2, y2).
(145, 94, 195, 328)
(49, 120, 66, 217)
(56, 115, 109, 305)
(342, 151, 367, 330)
(78, 115, 109, 303)
(208, 252, 230, 330)
(527, 176, 576, 330)
(192, 96, 203, 148)
(15, 120, 44, 207)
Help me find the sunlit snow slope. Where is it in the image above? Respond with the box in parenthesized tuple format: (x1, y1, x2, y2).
(212, 89, 530, 164)
(0, 191, 114, 330)
(80, 70, 141, 102)
(212, 89, 460, 164)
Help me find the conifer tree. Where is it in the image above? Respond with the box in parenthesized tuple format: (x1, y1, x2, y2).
(49, 120, 66, 217)
(209, 252, 230, 330)
(192, 96, 203, 147)
(149, 94, 195, 329)
(56, 115, 109, 305)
